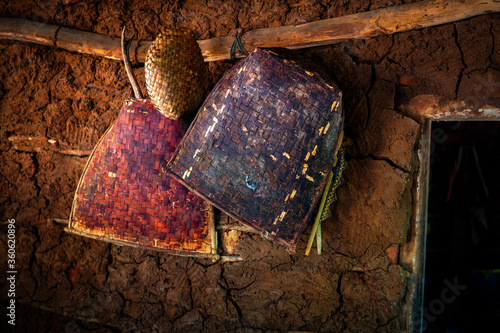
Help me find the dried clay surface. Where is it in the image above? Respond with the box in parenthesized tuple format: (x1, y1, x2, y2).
(1, 0, 499, 332)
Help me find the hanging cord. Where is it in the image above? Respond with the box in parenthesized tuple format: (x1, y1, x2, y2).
(229, 33, 248, 60)
(121, 27, 143, 99)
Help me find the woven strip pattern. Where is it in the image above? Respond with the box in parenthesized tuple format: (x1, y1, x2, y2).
(145, 29, 209, 120)
(68, 99, 213, 255)
(320, 152, 347, 222)
(167, 48, 344, 253)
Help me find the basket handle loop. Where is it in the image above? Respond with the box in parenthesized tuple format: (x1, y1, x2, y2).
(121, 26, 143, 99)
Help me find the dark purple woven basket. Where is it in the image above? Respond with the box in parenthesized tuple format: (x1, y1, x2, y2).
(167, 48, 343, 253)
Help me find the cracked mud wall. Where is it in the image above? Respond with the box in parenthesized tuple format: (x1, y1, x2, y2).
(1, 1, 499, 332)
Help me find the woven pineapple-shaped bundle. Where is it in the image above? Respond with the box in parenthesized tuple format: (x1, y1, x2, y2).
(145, 29, 209, 119)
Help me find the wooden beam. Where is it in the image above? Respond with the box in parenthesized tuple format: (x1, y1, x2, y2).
(1, 0, 498, 62)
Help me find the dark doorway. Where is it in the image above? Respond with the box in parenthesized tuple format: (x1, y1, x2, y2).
(424, 121, 500, 332)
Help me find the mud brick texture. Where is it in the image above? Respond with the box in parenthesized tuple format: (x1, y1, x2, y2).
(68, 99, 214, 255)
(168, 48, 343, 253)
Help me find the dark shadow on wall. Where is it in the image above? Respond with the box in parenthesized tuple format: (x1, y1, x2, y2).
(424, 121, 500, 332)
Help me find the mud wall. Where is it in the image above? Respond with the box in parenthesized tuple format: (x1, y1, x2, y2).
(1, 1, 499, 332)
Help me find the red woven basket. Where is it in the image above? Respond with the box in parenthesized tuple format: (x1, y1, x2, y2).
(67, 99, 216, 258)
(167, 48, 344, 253)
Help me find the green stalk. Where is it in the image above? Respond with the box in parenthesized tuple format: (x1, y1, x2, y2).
(305, 169, 334, 256)
(316, 223, 322, 255)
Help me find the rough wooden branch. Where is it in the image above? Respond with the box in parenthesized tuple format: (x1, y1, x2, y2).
(7, 135, 92, 156)
(1, 0, 498, 62)
(51, 218, 243, 261)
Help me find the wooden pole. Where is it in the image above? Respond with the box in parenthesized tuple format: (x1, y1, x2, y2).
(0, 0, 498, 62)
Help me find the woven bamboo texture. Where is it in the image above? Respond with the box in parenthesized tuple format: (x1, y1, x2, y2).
(67, 99, 215, 257)
(167, 48, 344, 253)
(145, 29, 209, 120)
